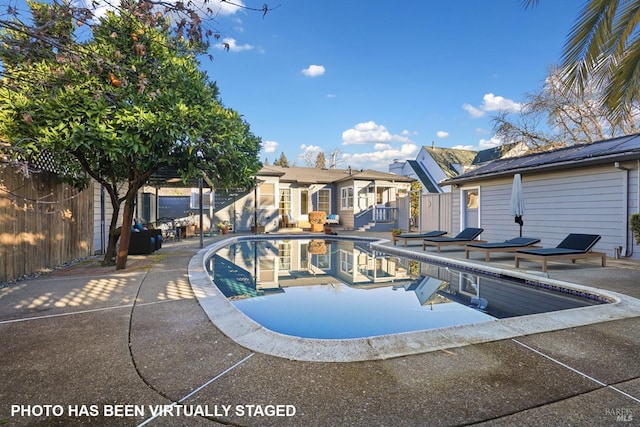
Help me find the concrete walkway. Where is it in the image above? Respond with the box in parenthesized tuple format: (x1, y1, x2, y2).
(1, 233, 639, 426)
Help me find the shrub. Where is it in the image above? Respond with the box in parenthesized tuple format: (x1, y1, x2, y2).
(631, 213, 640, 244)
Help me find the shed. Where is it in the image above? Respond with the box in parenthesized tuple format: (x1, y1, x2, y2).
(440, 134, 640, 260)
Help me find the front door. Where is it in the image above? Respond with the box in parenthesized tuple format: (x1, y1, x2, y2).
(461, 188, 479, 229)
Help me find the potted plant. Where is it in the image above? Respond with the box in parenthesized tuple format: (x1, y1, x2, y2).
(390, 228, 403, 237)
(217, 220, 230, 235)
(631, 213, 640, 244)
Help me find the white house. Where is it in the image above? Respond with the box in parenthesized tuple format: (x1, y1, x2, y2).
(440, 134, 640, 260)
(389, 142, 528, 194)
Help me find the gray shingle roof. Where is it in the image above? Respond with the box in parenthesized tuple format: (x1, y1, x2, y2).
(442, 133, 640, 185)
(259, 166, 414, 184)
(424, 147, 477, 179)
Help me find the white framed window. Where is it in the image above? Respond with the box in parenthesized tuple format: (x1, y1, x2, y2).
(339, 250, 353, 274)
(259, 183, 276, 208)
(279, 188, 291, 215)
(318, 189, 331, 213)
(190, 189, 212, 209)
(341, 187, 353, 210)
(300, 189, 310, 215)
(278, 242, 291, 271)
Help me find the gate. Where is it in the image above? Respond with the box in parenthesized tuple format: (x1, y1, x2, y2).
(420, 193, 451, 233)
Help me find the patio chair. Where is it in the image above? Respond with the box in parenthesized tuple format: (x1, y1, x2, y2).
(422, 228, 485, 252)
(514, 233, 606, 272)
(281, 214, 298, 228)
(465, 237, 541, 262)
(325, 214, 340, 225)
(392, 230, 448, 246)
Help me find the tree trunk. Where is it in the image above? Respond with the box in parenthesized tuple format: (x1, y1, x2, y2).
(116, 193, 136, 270)
(102, 226, 120, 266)
(101, 185, 121, 267)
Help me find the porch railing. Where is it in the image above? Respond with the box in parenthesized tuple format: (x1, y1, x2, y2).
(354, 206, 397, 229)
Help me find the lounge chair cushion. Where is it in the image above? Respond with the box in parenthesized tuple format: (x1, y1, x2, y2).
(518, 234, 601, 256)
(517, 247, 589, 256)
(467, 237, 540, 249)
(425, 228, 483, 242)
(556, 233, 601, 251)
(396, 230, 447, 239)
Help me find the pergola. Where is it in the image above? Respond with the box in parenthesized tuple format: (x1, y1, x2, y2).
(146, 166, 216, 248)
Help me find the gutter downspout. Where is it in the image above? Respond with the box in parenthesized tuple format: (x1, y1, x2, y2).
(622, 168, 629, 257)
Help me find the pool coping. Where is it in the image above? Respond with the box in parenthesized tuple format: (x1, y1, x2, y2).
(189, 234, 640, 362)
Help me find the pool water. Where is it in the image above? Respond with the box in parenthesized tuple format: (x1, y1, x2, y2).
(206, 239, 601, 340)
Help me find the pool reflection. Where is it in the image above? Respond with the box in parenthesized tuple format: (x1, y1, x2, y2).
(205, 239, 598, 339)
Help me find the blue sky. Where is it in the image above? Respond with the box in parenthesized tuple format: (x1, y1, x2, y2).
(5, 0, 585, 170)
(203, 0, 586, 170)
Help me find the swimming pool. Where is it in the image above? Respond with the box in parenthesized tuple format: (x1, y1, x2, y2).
(189, 235, 640, 362)
(206, 239, 600, 339)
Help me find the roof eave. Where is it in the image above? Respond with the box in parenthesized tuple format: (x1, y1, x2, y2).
(441, 151, 640, 186)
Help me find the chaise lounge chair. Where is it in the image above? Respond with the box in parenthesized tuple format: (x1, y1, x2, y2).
(422, 228, 485, 252)
(465, 237, 541, 262)
(514, 233, 606, 272)
(392, 230, 448, 246)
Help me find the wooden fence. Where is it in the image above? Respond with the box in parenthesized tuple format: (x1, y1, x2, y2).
(420, 192, 452, 233)
(0, 165, 93, 283)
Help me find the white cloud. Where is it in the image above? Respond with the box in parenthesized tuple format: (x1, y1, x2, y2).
(462, 103, 486, 118)
(479, 137, 502, 149)
(80, 0, 244, 21)
(374, 143, 392, 150)
(481, 93, 521, 113)
(342, 121, 412, 145)
(342, 143, 419, 170)
(216, 1, 245, 16)
(463, 93, 522, 118)
(262, 140, 278, 153)
(436, 131, 449, 138)
(452, 145, 476, 151)
(214, 37, 254, 52)
(300, 144, 321, 153)
(301, 65, 326, 77)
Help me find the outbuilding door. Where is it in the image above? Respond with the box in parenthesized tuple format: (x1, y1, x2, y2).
(461, 188, 479, 229)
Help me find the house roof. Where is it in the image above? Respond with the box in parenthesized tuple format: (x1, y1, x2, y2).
(259, 165, 414, 184)
(471, 141, 528, 165)
(424, 146, 477, 179)
(407, 160, 441, 193)
(442, 133, 640, 186)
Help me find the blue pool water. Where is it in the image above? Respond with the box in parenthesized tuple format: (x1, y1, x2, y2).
(206, 238, 601, 339)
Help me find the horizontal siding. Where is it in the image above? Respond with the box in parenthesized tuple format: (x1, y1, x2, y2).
(470, 166, 632, 258)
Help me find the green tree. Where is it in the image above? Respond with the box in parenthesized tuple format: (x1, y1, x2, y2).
(410, 181, 421, 226)
(0, 1, 261, 269)
(273, 152, 290, 167)
(525, 0, 640, 123)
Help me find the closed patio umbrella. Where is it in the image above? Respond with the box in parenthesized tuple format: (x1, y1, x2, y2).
(510, 174, 525, 237)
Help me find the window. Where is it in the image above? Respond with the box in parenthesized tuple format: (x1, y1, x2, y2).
(279, 189, 291, 215)
(278, 242, 291, 271)
(341, 187, 353, 210)
(258, 257, 275, 282)
(318, 189, 331, 213)
(300, 189, 309, 215)
(190, 189, 212, 209)
(259, 183, 275, 207)
(466, 189, 479, 209)
(340, 250, 353, 274)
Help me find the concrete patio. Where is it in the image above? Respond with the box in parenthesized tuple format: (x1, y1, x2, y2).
(1, 232, 639, 426)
